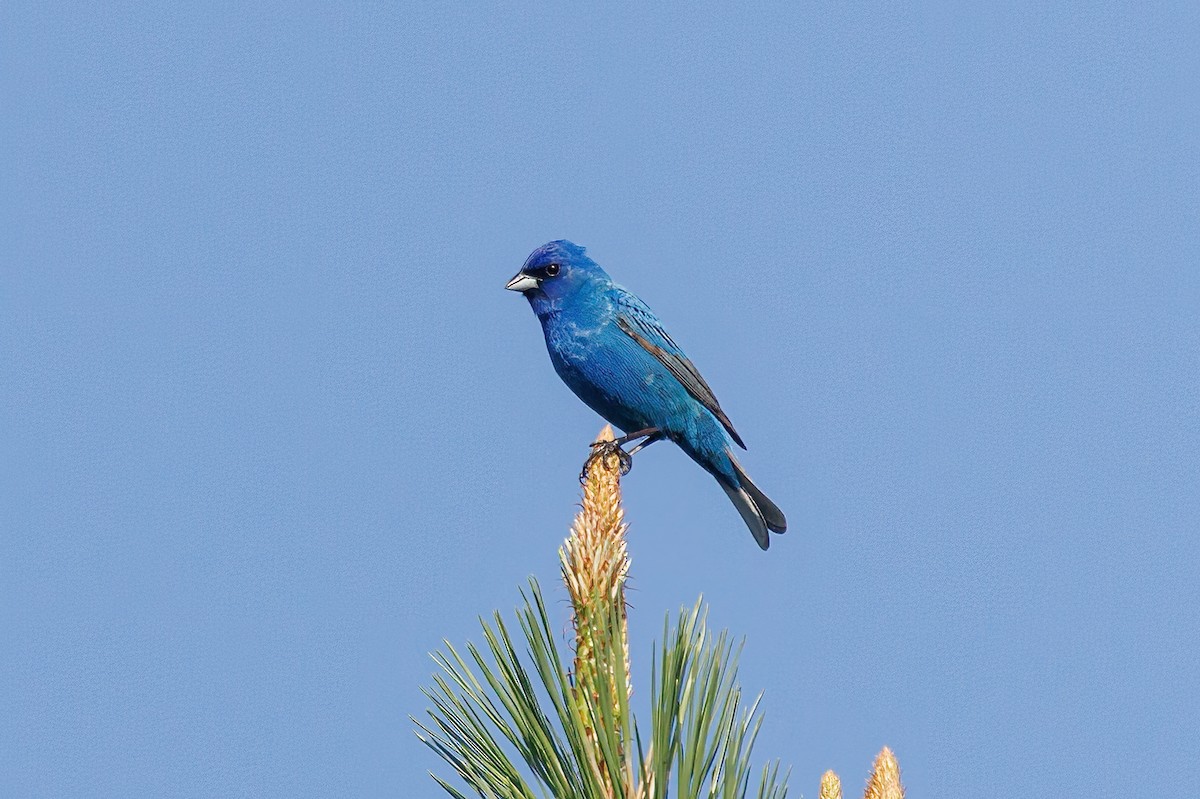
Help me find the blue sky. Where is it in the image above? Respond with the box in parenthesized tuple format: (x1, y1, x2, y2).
(3, 2, 1198, 796)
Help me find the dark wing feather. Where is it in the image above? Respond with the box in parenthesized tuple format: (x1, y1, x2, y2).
(614, 291, 747, 449)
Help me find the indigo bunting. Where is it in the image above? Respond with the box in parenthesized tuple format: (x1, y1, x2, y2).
(506, 240, 786, 549)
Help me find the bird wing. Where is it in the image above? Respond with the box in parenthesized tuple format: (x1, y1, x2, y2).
(613, 289, 747, 449)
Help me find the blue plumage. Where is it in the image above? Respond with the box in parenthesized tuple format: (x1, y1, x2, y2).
(506, 240, 786, 549)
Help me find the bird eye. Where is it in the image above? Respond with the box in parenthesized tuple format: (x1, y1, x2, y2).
(546, 263, 560, 277)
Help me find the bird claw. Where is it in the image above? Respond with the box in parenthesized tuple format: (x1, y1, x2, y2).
(580, 441, 633, 483)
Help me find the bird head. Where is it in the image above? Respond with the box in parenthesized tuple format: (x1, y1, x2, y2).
(505, 241, 607, 309)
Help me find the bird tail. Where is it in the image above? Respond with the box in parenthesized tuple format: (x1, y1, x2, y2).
(721, 452, 787, 550)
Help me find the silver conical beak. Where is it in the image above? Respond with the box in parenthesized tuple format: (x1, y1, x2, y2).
(505, 272, 540, 292)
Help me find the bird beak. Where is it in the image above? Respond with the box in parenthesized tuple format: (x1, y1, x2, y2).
(505, 272, 540, 292)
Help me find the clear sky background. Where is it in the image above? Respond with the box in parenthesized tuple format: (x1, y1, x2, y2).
(3, 2, 1198, 797)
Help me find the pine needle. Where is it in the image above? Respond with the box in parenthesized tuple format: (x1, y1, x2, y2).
(417, 427, 793, 799)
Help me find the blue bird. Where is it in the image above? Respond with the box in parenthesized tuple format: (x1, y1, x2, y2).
(506, 240, 786, 549)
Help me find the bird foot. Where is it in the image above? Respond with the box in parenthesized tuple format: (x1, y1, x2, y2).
(580, 440, 633, 483)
